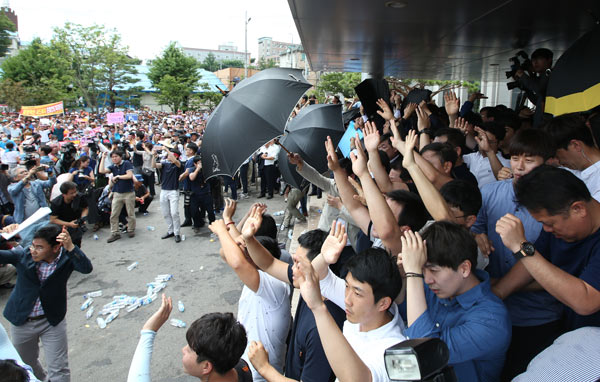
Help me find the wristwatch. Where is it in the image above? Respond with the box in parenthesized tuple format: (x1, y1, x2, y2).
(513, 241, 535, 259)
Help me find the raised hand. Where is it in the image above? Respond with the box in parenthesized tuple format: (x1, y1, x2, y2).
(248, 341, 270, 374)
(495, 213, 527, 253)
(404, 102, 417, 119)
(293, 252, 324, 311)
(416, 105, 431, 132)
(376, 98, 394, 121)
(389, 120, 406, 155)
(321, 221, 347, 265)
(223, 198, 237, 222)
(444, 91, 460, 116)
(349, 134, 369, 178)
(474, 126, 492, 153)
(399, 230, 427, 274)
(142, 294, 173, 332)
(402, 129, 418, 169)
(468, 92, 487, 103)
(325, 136, 341, 172)
(497, 167, 513, 180)
(208, 219, 228, 235)
(347, 177, 367, 206)
(241, 205, 264, 240)
(288, 152, 304, 170)
(363, 121, 381, 152)
(57, 227, 74, 251)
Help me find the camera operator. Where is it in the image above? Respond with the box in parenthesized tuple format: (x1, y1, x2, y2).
(55, 143, 78, 175)
(8, 165, 56, 224)
(0, 163, 14, 215)
(512, 48, 553, 127)
(50, 181, 88, 248)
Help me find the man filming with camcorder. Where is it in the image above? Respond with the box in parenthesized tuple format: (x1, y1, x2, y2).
(507, 48, 553, 127)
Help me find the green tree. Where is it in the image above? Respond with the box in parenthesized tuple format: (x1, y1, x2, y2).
(1, 37, 74, 105)
(220, 59, 244, 69)
(200, 52, 220, 72)
(148, 42, 201, 111)
(189, 83, 223, 111)
(98, 34, 141, 111)
(0, 12, 16, 58)
(257, 57, 277, 70)
(0, 78, 27, 110)
(316, 72, 362, 99)
(53, 23, 140, 112)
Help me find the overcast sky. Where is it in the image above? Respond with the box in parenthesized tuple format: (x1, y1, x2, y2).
(10, 0, 301, 61)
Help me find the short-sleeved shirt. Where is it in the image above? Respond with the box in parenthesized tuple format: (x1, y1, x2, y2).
(190, 168, 210, 195)
(50, 194, 88, 223)
(285, 265, 345, 382)
(535, 228, 600, 330)
(182, 158, 195, 191)
(159, 160, 181, 191)
(69, 166, 93, 187)
(109, 160, 134, 193)
(53, 127, 65, 141)
(132, 141, 144, 167)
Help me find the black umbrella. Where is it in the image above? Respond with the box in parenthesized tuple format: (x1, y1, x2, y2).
(277, 136, 307, 190)
(546, 25, 600, 116)
(201, 68, 311, 179)
(283, 104, 345, 173)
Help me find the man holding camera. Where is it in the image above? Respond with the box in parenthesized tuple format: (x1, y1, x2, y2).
(98, 149, 136, 243)
(50, 181, 88, 248)
(8, 165, 56, 224)
(152, 144, 183, 242)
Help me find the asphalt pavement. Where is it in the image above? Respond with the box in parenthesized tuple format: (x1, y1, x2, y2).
(0, 187, 289, 381)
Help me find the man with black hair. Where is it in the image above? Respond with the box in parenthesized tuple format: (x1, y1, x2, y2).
(1, 224, 92, 382)
(495, 111, 521, 158)
(432, 127, 478, 185)
(152, 146, 183, 242)
(99, 150, 136, 243)
(462, 121, 510, 186)
(295, 231, 405, 382)
(470, 129, 559, 380)
(128, 295, 252, 381)
(399, 222, 511, 382)
(514, 48, 553, 127)
(419, 142, 458, 184)
(495, 165, 600, 330)
(242, 206, 344, 382)
(132, 130, 146, 175)
(209, 214, 291, 382)
(50, 181, 88, 248)
(544, 114, 600, 202)
(179, 142, 200, 227)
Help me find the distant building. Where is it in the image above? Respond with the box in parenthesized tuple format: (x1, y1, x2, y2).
(1, 1, 20, 58)
(214, 67, 260, 90)
(258, 37, 302, 64)
(181, 43, 250, 65)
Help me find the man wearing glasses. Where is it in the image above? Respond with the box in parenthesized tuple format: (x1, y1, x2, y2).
(0, 224, 93, 382)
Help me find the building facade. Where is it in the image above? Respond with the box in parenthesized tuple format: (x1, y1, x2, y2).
(182, 45, 250, 65)
(258, 37, 302, 64)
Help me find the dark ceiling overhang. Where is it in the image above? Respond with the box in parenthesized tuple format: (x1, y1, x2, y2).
(288, 0, 600, 82)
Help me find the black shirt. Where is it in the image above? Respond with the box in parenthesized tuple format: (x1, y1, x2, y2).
(50, 194, 88, 223)
(132, 141, 144, 167)
(452, 162, 479, 186)
(109, 160, 134, 193)
(160, 160, 181, 191)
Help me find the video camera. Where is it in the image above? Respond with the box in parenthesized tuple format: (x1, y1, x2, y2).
(192, 155, 202, 164)
(506, 51, 532, 90)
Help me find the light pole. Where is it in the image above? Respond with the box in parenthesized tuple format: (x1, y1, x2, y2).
(244, 11, 251, 78)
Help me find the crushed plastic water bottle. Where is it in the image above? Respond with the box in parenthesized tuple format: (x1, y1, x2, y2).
(273, 210, 285, 216)
(181, 235, 185, 241)
(81, 298, 93, 311)
(288, 229, 293, 240)
(93, 234, 99, 240)
(105, 310, 119, 324)
(146, 226, 155, 231)
(83, 290, 102, 299)
(178, 300, 185, 312)
(85, 306, 94, 319)
(127, 261, 139, 271)
(170, 318, 186, 328)
(155, 274, 173, 282)
(126, 302, 141, 313)
(97, 317, 107, 329)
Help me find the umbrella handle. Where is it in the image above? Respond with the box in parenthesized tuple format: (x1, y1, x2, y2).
(274, 139, 292, 155)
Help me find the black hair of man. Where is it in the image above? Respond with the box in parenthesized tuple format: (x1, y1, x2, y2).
(185, 312, 247, 375)
(515, 165, 591, 216)
(33, 224, 62, 247)
(422, 221, 478, 270)
(59, 181, 78, 195)
(297, 229, 328, 261)
(544, 114, 595, 149)
(380, 133, 392, 144)
(508, 128, 556, 160)
(338, 157, 355, 178)
(531, 48, 553, 61)
(420, 142, 458, 168)
(434, 128, 466, 152)
(386, 190, 429, 231)
(255, 214, 277, 239)
(5, 142, 14, 150)
(344, 248, 402, 303)
(495, 111, 521, 132)
(480, 107, 497, 121)
(440, 180, 482, 217)
(480, 121, 506, 142)
(390, 158, 413, 182)
(110, 149, 124, 158)
(256, 236, 281, 260)
(377, 149, 391, 174)
(187, 142, 199, 153)
(136, 130, 145, 140)
(589, 112, 600, 148)
(465, 111, 483, 127)
(0, 359, 29, 382)
(41, 146, 53, 155)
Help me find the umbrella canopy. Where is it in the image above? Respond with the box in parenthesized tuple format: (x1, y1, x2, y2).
(201, 68, 311, 179)
(545, 25, 600, 116)
(277, 136, 308, 190)
(283, 104, 345, 173)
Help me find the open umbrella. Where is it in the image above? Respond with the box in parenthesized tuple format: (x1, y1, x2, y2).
(277, 136, 307, 190)
(201, 68, 311, 179)
(545, 25, 600, 116)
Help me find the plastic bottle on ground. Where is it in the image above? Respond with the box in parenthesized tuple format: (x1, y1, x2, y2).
(170, 318, 186, 328)
(178, 300, 185, 312)
(83, 290, 102, 299)
(127, 261, 139, 271)
(146, 226, 155, 231)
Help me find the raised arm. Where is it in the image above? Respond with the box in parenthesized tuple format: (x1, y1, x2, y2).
(474, 126, 503, 180)
(98, 152, 111, 174)
(242, 205, 291, 285)
(363, 121, 394, 193)
(209, 219, 259, 292)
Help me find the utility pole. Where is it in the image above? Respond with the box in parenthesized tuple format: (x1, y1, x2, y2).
(244, 11, 251, 78)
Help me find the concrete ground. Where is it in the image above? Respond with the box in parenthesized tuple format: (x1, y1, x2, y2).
(0, 187, 292, 381)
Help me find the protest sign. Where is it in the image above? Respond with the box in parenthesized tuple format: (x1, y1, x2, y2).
(107, 112, 124, 124)
(20, 101, 64, 117)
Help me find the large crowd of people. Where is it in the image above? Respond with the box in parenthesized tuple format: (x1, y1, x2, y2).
(1, 60, 600, 382)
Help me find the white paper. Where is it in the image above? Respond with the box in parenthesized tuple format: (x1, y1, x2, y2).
(1, 207, 52, 240)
